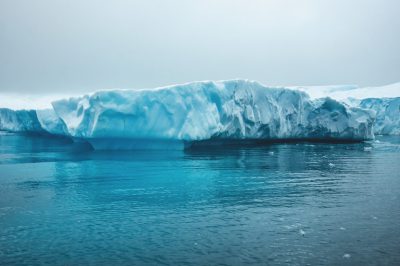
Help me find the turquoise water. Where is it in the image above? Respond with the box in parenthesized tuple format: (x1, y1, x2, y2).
(0, 133, 399, 265)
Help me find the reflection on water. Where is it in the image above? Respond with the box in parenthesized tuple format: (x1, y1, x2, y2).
(0, 134, 399, 265)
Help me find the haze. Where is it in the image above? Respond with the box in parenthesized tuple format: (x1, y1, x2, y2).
(0, 0, 399, 95)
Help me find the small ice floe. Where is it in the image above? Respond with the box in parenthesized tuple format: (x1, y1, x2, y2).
(328, 163, 335, 168)
(374, 140, 380, 143)
(372, 216, 378, 220)
(340, 227, 346, 231)
(299, 229, 306, 236)
(343, 254, 351, 259)
(268, 151, 274, 155)
(364, 147, 372, 151)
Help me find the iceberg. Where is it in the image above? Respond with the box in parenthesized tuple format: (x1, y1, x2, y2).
(6, 79, 396, 149)
(0, 108, 44, 133)
(49, 80, 374, 149)
(296, 82, 400, 135)
(0, 108, 67, 136)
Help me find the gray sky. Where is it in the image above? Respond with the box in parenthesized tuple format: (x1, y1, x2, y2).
(0, 0, 399, 94)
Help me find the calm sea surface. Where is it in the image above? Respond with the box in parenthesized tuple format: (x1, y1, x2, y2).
(0, 133, 399, 266)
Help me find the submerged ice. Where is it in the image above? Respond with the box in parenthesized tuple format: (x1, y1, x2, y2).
(1, 79, 399, 149)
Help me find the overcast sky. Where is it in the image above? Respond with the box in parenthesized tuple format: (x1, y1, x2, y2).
(0, 0, 399, 94)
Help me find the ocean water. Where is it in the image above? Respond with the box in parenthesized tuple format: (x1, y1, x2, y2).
(0, 133, 399, 266)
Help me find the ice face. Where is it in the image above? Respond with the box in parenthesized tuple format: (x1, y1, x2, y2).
(0, 108, 44, 133)
(51, 80, 374, 145)
(359, 98, 400, 135)
(0, 108, 68, 136)
(36, 109, 69, 136)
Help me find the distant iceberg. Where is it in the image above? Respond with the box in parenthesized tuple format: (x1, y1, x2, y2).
(2, 79, 399, 149)
(296, 82, 400, 135)
(295, 82, 400, 100)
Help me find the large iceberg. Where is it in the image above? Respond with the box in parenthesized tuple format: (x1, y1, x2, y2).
(48, 80, 374, 149)
(4, 79, 396, 149)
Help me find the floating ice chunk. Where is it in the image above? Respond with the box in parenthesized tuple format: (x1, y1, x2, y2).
(343, 254, 351, 259)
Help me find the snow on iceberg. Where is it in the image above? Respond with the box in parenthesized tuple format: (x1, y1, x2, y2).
(294, 82, 400, 101)
(50, 80, 374, 149)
